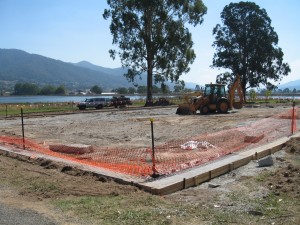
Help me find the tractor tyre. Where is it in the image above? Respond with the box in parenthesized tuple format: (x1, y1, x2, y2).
(200, 105, 209, 115)
(217, 100, 229, 113)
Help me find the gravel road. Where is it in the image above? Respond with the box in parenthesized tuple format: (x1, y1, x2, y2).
(0, 203, 56, 225)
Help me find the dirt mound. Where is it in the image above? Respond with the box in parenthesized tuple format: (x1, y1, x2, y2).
(284, 137, 300, 154)
(263, 137, 300, 198)
(264, 162, 300, 197)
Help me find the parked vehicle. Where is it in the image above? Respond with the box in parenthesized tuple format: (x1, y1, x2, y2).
(111, 96, 132, 108)
(77, 98, 111, 110)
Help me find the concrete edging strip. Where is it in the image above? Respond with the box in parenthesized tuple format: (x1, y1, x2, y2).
(0, 132, 299, 195)
(139, 133, 299, 195)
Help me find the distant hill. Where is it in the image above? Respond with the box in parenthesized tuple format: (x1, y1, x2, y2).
(278, 79, 300, 91)
(0, 49, 145, 91)
(0, 48, 202, 92)
(74, 61, 125, 76)
(74, 61, 200, 90)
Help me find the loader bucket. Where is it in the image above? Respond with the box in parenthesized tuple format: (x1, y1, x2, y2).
(176, 104, 196, 115)
(233, 101, 243, 109)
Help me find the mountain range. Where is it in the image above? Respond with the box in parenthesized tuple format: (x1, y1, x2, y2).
(0, 49, 198, 92)
(0, 48, 298, 92)
(278, 80, 300, 91)
(0, 49, 147, 91)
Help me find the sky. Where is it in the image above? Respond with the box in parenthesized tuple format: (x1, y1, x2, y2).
(1, 0, 299, 87)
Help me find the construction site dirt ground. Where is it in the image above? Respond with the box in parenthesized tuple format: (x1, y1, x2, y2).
(1, 104, 298, 149)
(0, 104, 299, 224)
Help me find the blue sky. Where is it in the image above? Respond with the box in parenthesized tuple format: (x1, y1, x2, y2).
(1, 0, 299, 86)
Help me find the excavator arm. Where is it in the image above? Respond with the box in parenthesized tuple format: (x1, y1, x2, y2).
(228, 74, 244, 109)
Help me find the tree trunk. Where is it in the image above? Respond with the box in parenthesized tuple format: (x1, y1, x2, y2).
(241, 76, 247, 102)
(146, 64, 153, 103)
(144, 6, 154, 104)
(242, 85, 247, 102)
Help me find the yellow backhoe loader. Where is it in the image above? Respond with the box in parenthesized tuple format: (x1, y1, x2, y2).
(176, 75, 244, 115)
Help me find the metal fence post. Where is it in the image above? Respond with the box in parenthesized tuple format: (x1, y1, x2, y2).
(21, 108, 25, 149)
(150, 118, 158, 177)
(291, 101, 296, 135)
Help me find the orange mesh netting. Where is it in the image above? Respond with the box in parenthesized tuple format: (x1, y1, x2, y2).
(0, 107, 299, 178)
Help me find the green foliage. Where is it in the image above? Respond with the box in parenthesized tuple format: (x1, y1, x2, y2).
(103, 0, 207, 101)
(161, 83, 170, 94)
(137, 86, 147, 94)
(14, 82, 39, 95)
(212, 2, 290, 98)
(13, 82, 67, 95)
(90, 85, 103, 94)
(40, 85, 56, 95)
(128, 87, 136, 94)
(173, 80, 185, 93)
(115, 87, 128, 94)
(249, 89, 257, 101)
(152, 85, 160, 94)
(283, 88, 290, 93)
(55, 85, 66, 95)
(265, 89, 272, 101)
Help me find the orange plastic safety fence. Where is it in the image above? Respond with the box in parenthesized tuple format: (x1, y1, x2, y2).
(291, 107, 297, 134)
(0, 108, 299, 178)
(0, 136, 152, 176)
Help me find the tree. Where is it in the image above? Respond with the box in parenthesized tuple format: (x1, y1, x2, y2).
(152, 85, 160, 94)
(14, 82, 39, 95)
(90, 85, 103, 94)
(115, 87, 128, 94)
(40, 85, 56, 95)
(259, 88, 266, 95)
(265, 89, 272, 102)
(173, 80, 185, 93)
(137, 86, 147, 94)
(128, 87, 136, 94)
(249, 89, 257, 101)
(161, 83, 170, 94)
(103, 0, 207, 102)
(212, 2, 290, 101)
(55, 85, 67, 95)
(283, 88, 290, 93)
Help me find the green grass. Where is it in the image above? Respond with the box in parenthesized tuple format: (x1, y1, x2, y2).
(52, 189, 300, 225)
(255, 171, 274, 182)
(0, 103, 76, 116)
(0, 98, 181, 117)
(54, 195, 176, 225)
(4, 95, 296, 117)
(28, 179, 60, 193)
(250, 98, 300, 105)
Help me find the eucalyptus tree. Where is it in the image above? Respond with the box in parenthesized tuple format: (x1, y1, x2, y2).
(212, 2, 290, 100)
(103, 0, 207, 102)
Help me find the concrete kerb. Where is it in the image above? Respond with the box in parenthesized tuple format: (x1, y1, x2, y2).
(0, 132, 299, 195)
(0, 144, 145, 185)
(138, 132, 300, 195)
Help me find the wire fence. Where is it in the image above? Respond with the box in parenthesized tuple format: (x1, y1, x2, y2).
(0, 105, 298, 178)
